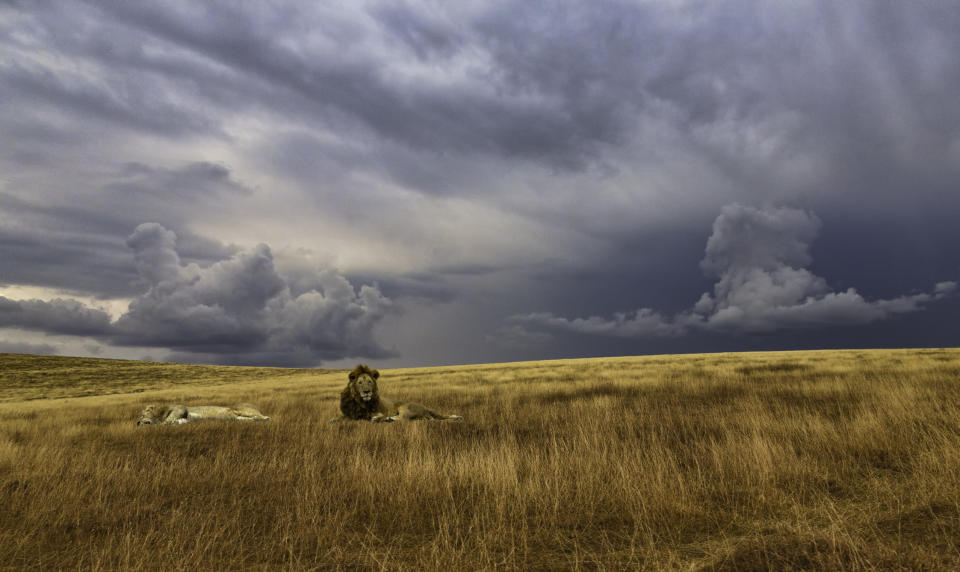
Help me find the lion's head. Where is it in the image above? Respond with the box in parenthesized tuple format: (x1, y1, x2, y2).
(349, 364, 380, 402)
(339, 364, 381, 420)
(137, 404, 159, 426)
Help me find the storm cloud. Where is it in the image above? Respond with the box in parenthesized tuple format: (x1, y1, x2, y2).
(0, 224, 394, 366)
(0, 296, 112, 337)
(0, 161, 246, 297)
(2, 2, 959, 366)
(513, 204, 956, 338)
(0, 340, 58, 355)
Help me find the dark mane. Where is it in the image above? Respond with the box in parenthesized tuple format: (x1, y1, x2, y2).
(349, 364, 378, 380)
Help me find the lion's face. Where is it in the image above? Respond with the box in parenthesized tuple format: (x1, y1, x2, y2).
(349, 368, 379, 402)
(137, 405, 158, 426)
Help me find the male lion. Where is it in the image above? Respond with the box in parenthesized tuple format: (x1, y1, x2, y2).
(328, 364, 463, 423)
(137, 403, 270, 426)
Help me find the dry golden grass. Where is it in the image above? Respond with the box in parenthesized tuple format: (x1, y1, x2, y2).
(2, 348, 960, 570)
(0, 353, 316, 402)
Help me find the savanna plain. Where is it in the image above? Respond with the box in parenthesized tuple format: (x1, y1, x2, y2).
(1, 348, 960, 570)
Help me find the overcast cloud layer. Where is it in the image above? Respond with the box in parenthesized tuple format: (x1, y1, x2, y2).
(1, 2, 958, 366)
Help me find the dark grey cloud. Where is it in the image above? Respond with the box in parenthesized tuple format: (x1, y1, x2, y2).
(2, 1, 642, 172)
(124, 223, 184, 288)
(72, 161, 252, 237)
(5, 1, 960, 222)
(4, 1, 960, 194)
(0, 56, 223, 139)
(0, 2, 236, 139)
(0, 161, 244, 297)
(0, 223, 395, 366)
(0, 296, 112, 336)
(111, 223, 395, 364)
(372, 3, 462, 61)
(0, 225, 136, 297)
(0, 340, 58, 355)
(108, 162, 253, 200)
(347, 272, 457, 304)
(344, 261, 510, 305)
(691, 205, 956, 332)
(513, 204, 956, 338)
(512, 308, 686, 339)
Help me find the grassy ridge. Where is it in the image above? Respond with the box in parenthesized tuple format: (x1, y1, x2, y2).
(0, 353, 318, 401)
(1, 349, 960, 569)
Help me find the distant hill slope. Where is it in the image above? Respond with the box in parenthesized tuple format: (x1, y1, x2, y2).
(0, 353, 321, 402)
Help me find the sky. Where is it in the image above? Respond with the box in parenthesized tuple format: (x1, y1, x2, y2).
(1, 1, 959, 368)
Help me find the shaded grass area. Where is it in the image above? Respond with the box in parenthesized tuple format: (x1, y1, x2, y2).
(0, 353, 320, 401)
(1, 348, 960, 569)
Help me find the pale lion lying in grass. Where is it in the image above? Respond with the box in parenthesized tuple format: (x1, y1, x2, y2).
(136, 403, 270, 426)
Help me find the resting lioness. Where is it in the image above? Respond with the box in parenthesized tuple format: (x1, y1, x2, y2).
(137, 403, 270, 426)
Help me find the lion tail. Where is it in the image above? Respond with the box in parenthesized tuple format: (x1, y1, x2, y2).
(426, 409, 464, 422)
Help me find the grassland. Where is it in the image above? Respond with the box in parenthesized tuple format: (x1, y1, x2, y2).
(1, 348, 959, 570)
(0, 353, 317, 402)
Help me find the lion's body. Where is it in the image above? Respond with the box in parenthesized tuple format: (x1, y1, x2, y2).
(137, 403, 270, 425)
(329, 364, 463, 423)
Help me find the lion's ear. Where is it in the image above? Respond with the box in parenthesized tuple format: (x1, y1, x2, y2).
(348, 371, 357, 382)
(372, 370, 380, 380)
